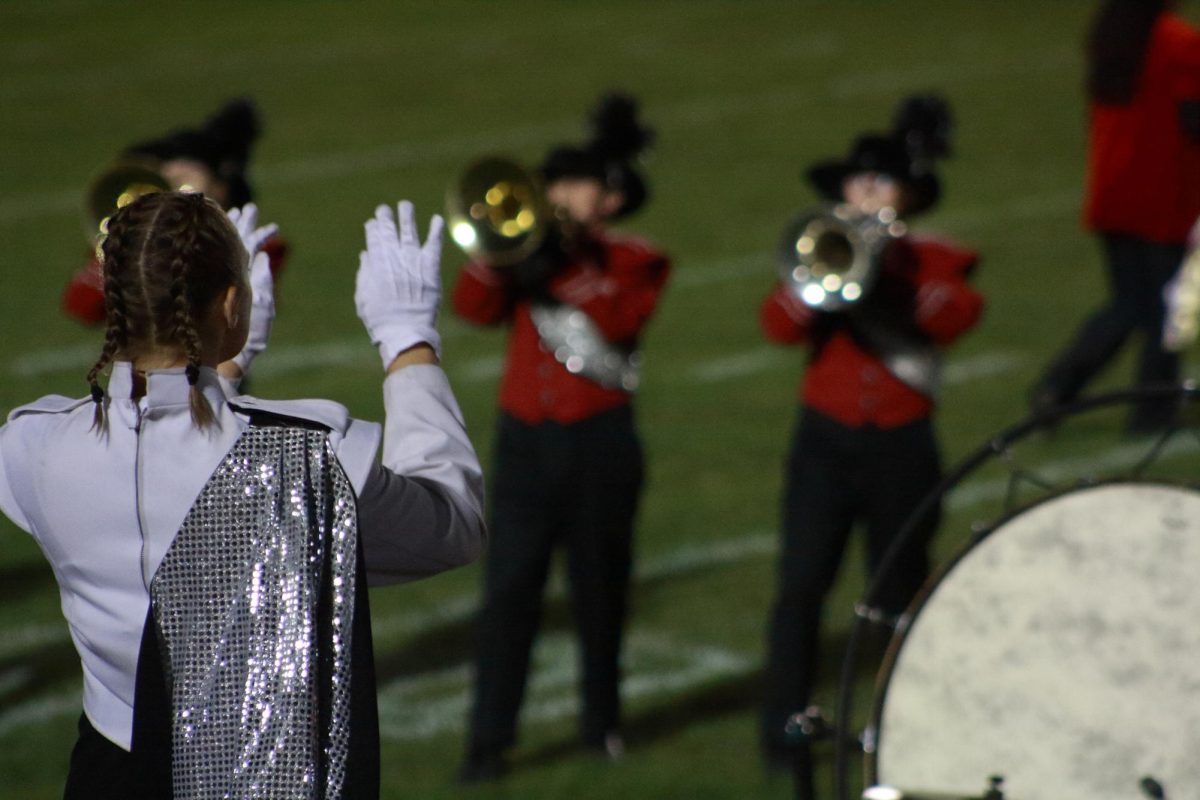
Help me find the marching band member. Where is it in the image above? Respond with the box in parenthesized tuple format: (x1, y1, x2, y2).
(453, 93, 670, 781)
(1, 190, 484, 798)
(1031, 0, 1200, 432)
(757, 97, 984, 797)
(63, 98, 289, 326)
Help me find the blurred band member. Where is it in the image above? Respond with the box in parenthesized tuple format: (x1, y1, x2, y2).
(758, 96, 984, 797)
(64, 98, 288, 326)
(1032, 0, 1200, 432)
(454, 93, 670, 781)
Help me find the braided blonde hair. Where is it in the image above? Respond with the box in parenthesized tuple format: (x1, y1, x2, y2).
(87, 191, 245, 431)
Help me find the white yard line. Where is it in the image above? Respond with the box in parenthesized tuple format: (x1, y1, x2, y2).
(0, 666, 33, 697)
(687, 348, 1026, 386)
(0, 623, 73, 660)
(943, 351, 1026, 386)
(932, 189, 1081, 232)
(671, 253, 765, 290)
(688, 347, 791, 384)
(454, 354, 505, 384)
(0, 691, 80, 738)
(376, 630, 754, 741)
(8, 343, 105, 380)
(251, 339, 373, 378)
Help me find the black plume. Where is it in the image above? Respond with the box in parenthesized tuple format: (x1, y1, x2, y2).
(588, 92, 655, 162)
(201, 98, 261, 167)
(891, 93, 952, 161)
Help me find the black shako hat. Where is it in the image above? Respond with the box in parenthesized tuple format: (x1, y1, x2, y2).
(540, 92, 655, 219)
(807, 93, 953, 216)
(807, 133, 942, 216)
(125, 98, 261, 209)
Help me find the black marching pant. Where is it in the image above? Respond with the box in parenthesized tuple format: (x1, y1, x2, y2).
(761, 409, 941, 753)
(468, 406, 643, 754)
(1036, 233, 1185, 429)
(64, 715, 140, 800)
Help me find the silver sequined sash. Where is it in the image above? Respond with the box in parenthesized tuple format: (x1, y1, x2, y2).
(149, 424, 360, 800)
(529, 302, 641, 392)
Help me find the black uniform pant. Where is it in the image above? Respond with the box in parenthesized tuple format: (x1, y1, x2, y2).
(761, 409, 941, 754)
(468, 406, 643, 754)
(63, 715, 138, 800)
(1036, 233, 1185, 429)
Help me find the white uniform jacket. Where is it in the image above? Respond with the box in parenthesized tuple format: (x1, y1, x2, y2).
(0, 362, 486, 751)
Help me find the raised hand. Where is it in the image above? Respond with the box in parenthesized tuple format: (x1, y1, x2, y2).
(356, 200, 445, 369)
(226, 203, 279, 375)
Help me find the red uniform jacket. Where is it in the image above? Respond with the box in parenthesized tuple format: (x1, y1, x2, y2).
(1084, 12, 1200, 244)
(761, 236, 984, 429)
(62, 238, 291, 326)
(452, 233, 670, 425)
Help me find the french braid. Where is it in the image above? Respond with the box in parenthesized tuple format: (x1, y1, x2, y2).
(86, 204, 144, 431)
(169, 194, 217, 428)
(84, 190, 244, 433)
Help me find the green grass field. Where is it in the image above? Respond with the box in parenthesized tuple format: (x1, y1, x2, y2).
(3, 1, 1200, 797)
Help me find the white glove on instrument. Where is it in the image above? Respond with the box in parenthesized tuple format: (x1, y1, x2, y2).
(226, 203, 278, 374)
(356, 200, 444, 368)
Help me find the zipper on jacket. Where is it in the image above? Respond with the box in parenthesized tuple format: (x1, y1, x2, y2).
(133, 402, 151, 592)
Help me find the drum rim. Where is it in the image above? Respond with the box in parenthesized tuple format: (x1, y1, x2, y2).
(862, 477, 1200, 790)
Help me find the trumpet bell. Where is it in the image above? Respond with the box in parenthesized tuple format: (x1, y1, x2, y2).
(446, 157, 549, 267)
(84, 159, 170, 241)
(777, 204, 904, 312)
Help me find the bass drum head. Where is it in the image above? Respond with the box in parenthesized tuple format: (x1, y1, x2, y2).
(870, 482, 1200, 799)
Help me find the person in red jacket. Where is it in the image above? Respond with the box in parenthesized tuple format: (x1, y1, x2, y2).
(758, 97, 984, 797)
(454, 94, 670, 781)
(1032, 0, 1200, 432)
(63, 98, 289, 326)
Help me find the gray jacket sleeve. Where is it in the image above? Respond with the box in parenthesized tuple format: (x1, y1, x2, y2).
(350, 364, 486, 586)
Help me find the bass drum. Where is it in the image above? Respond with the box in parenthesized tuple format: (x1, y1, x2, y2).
(867, 482, 1200, 799)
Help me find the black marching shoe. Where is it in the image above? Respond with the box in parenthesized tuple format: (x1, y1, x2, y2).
(458, 746, 510, 784)
(584, 729, 626, 761)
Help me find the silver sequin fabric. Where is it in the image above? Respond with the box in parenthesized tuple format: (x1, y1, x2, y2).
(150, 424, 359, 800)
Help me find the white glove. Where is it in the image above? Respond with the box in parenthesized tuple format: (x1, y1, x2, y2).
(226, 204, 279, 374)
(227, 203, 278, 259)
(356, 200, 444, 369)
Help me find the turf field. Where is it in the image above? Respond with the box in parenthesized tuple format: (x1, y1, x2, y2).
(3, 1, 1200, 797)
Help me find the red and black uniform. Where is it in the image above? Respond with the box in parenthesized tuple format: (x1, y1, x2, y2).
(1038, 11, 1200, 429)
(63, 238, 290, 326)
(759, 235, 982, 760)
(454, 231, 669, 757)
(1084, 12, 1200, 245)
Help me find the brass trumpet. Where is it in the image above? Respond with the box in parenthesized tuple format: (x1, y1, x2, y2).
(777, 204, 907, 311)
(446, 157, 552, 267)
(84, 159, 169, 242)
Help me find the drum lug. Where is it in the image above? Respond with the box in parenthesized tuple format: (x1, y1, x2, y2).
(785, 704, 833, 744)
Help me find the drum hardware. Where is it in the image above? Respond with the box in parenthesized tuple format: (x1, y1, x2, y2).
(776, 203, 907, 312)
(783, 705, 868, 757)
(861, 775, 1005, 800)
(785, 705, 834, 744)
(831, 385, 1200, 800)
(854, 603, 909, 633)
(1139, 775, 1166, 799)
